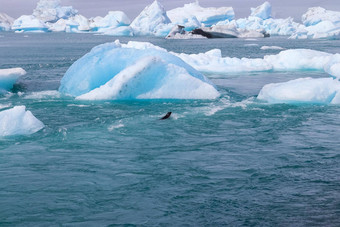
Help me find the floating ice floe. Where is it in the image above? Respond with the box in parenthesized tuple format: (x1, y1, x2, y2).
(167, 1, 234, 28)
(172, 48, 340, 74)
(0, 68, 26, 92)
(258, 77, 340, 104)
(290, 7, 340, 39)
(59, 40, 219, 100)
(260, 46, 284, 50)
(0, 13, 14, 31)
(0, 106, 44, 137)
(256, 50, 340, 104)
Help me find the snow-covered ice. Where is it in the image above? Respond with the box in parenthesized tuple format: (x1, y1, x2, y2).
(0, 106, 44, 137)
(0, 68, 26, 92)
(59, 40, 219, 100)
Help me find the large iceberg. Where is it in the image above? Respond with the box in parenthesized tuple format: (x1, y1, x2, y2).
(130, 0, 172, 36)
(0, 106, 44, 137)
(290, 7, 340, 39)
(167, 2, 234, 28)
(0, 13, 14, 31)
(59, 40, 219, 100)
(0, 68, 26, 92)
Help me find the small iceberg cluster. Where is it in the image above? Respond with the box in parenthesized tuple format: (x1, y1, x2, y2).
(0, 68, 26, 93)
(0, 106, 44, 137)
(257, 50, 340, 104)
(59, 40, 220, 100)
(3, 0, 340, 39)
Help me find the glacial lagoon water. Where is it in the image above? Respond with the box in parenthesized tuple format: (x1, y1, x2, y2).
(0, 33, 340, 226)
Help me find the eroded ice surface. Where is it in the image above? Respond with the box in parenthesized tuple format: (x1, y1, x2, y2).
(0, 106, 44, 137)
(59, 40, 219, 100)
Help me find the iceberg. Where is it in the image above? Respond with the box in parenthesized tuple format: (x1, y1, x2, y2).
(32, 0, 78, 23)
(12, 0, 90, 33)
(257, 77, 340, 104)
(167, 2, 234, 28)
(302, 7, 340, 27)
(59, 40, 219, 100)
(250, 1, 271, 20)
(0, 13, 14, 31)
(0, 68, 26, 92)
(233, 2, 301, 36)
(0, 106, 44, 137)
(130, 0, 172, 36)
(12, 15, 48, 32)
(89, 11, 130, 32)
(290, 7, 340, 39)
(172, 48, 340, 74)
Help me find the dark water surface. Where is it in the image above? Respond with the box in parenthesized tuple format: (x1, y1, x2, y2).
(0, 33, 339, 226)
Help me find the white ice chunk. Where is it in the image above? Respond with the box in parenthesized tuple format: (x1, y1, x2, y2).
(258, 77, 340, 104)
(0, 68, 26, 92)
(167, 2, 234, 28)
(0, 106, 44, 137)
(89, 11, 130, 32)
(260, 46, 284, 50)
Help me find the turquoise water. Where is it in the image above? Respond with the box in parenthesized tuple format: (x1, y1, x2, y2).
(0, 33, 340, 226)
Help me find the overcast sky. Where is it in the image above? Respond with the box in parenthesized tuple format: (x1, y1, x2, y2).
(1, 0, 339, 22)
